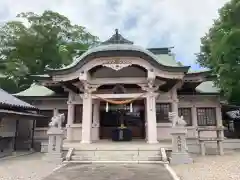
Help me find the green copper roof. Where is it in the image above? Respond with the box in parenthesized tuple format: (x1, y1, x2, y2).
(196, 81, 220, 93)
(155, 54, 181, 67)
(187, 69, 210, 74)
(50, 44, 188, 72)
(14, 83, 55, 97)
(46, 30, 190, 74)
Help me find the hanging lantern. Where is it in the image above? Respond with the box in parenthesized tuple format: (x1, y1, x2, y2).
(130, 103, 133, 112)
(106, 102, 109, 112)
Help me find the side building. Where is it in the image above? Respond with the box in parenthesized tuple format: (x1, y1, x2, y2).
(0, 88, 42, 157)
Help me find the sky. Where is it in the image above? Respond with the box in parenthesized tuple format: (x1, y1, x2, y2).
(0, 0, 229, 70)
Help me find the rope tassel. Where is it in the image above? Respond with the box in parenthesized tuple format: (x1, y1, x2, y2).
(130, 103, 133, 112)
(106, 102, 109, 112)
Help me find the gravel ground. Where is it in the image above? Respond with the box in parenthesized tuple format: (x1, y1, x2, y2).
(172, 150, 240, 180)
(0, 153, 61, 180)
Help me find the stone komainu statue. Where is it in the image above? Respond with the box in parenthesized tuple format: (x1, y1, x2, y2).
(168, 112, 187, 127)
(49, 113, 65, 129)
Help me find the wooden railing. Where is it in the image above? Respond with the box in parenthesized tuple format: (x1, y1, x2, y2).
(197, 126, 224, 156)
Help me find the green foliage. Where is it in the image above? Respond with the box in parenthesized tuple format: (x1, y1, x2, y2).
(0, 10, 99, 93)
(197, 0, 240, 104)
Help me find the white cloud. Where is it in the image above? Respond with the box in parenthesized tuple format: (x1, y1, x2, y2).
(0, 0, 229, 69)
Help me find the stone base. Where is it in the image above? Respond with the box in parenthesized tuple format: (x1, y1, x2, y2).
(170, 152, 193, 165)
(81, 141, 92, 144)
(147, 140, 159, 144)
(40, 141, 48, 153)
(43, 153, 63, 163)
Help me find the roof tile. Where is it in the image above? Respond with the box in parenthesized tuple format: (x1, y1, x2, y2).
(0, 88, 36, 110)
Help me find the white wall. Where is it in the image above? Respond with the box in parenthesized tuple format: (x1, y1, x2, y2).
(157, 95, 222, 140)
(32, 98, 68, 110)
(30, 94, 222, 142)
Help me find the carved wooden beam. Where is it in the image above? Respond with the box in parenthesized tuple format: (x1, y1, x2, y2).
(102, 58, 132, 71)
(137, 83, 159, 93)
(61, 82, 79, 94)
(74, 81, 100, 94)
(74, 81, 85, 92)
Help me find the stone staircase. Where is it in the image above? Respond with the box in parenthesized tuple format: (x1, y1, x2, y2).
(63, 141, 170, 163)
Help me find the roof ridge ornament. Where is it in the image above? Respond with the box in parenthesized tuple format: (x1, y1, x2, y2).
(115, 29, 119, 41)
(101, 29, 133, 45)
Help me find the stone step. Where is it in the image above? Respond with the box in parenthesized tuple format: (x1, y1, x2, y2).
(62, 141, 172, 151)
(71, 156, 162, 161)
(63, 160, 166, 164)
(71, 150, 162, 161)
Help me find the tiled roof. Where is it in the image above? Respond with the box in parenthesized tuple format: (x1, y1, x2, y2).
(49, 44, 189, 73)
(196, 81, 220, 93)
(155, 54, 181, 67)
(0, 109, 43, 117)
(45, 29, 189, 73)
(14, 83, 55, 97)
(187, 69, 210, 74)
(0, 88, 37, 110)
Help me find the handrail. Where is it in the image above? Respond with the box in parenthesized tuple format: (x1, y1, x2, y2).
(160, 147, 168, 163)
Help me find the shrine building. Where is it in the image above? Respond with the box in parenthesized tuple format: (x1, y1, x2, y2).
(15, 30, 222, 148)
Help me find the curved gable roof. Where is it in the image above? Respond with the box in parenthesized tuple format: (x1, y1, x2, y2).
(46, 29, 189, 75)
(47, 44, 190, 75)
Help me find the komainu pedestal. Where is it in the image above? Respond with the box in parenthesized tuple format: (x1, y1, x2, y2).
(169, 112, 193, 165)
(43, 113, 65, 163)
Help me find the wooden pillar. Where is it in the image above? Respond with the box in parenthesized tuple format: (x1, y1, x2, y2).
(66, 92, 75, 141)
(92, 101, 100, 141)
(14, 120, 19, 151)
(81, 93, 93, 143)
(31, 120, 36, 150)
(192, 106, 197, 126)
(216, 105, 224, 155)
(66, 103, 74, 141)
(216, 106, 224, 135)
(192, 106, 198, 137)
(144, 98, 148, 141)
(146, 93, 158, 144)
(172, 100, 179, 116)
(171, 86, 179, 116)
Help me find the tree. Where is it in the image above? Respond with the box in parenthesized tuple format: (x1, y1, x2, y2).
(197, 0, 240, 104)
(0, 10, 99, 93)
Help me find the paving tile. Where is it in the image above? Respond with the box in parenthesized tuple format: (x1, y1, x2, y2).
(43, 163, 173, 180)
